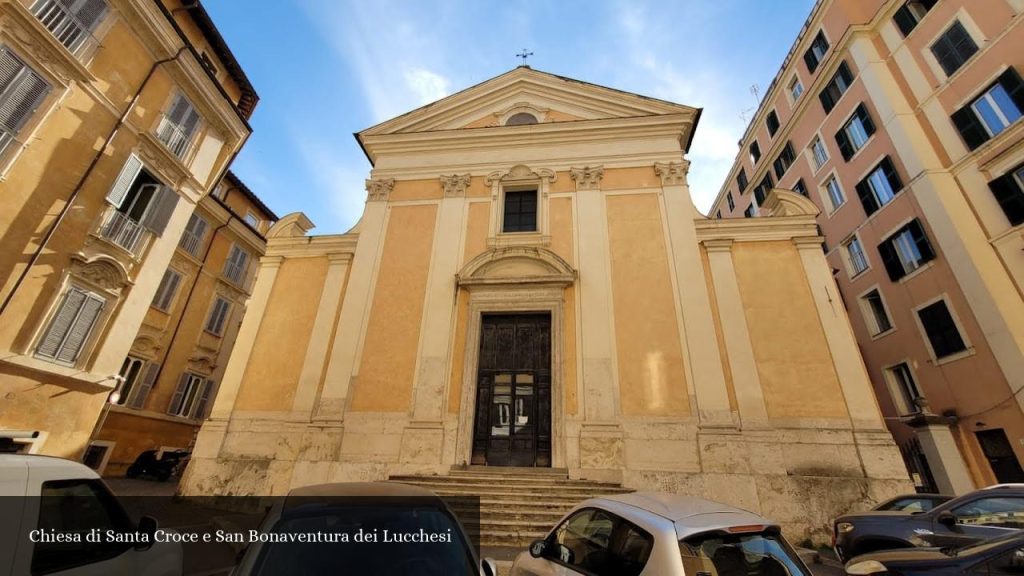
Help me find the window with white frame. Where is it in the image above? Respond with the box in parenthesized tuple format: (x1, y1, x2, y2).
(101, 155, 179, 254)
(244, 212, 259, 228)
(836, 104, 876, 161)
(35, 286, 105, 365)
(844, 236, 869, 276)
(893, 0, 937, 37)
(31, 0, 108, 54)
(744, 204, 756, 218)
(0, 46, 52, 158)
(823, 175, 845, 211)
(952, 68, 1024, 150)
(810, 136, 829, 170)
(855, 157, 903, 216)
(223, 244, 249, 285)
(803, 30, 829, 74)
(878, 219, 936, 281)
(930, 20, 978, 77)
(205, 296, 231, 336)
(156, 92, 201, 159)
(114, 356, 145, 406)
(167, 372, 212, 419)
(789, 76, 803, 102)
(151, 269, 182, 312)
(885, 363, 922, 415)
(860, 289, 893, 335)
(178, 213, 208, 257)
(917, 299, 968, 359)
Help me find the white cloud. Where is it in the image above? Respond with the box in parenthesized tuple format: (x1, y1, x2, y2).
(291, 131, 367, 233)
(404, 68, 450, 106)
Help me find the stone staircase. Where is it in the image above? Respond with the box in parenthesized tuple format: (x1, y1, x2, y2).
(389, 466, 633, 548)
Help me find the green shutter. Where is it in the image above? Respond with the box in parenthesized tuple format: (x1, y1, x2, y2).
(988, 170, 1024, 226)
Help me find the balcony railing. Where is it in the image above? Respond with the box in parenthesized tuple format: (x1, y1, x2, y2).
(223, 259, 247, 285)
(178, 228, 203, 257)
(32, 0, 101, 56)
(156, 117, 193, 159)
(98, 208, 149, 256)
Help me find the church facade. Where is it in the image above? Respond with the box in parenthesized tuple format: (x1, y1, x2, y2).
(182, 67, 910, 539)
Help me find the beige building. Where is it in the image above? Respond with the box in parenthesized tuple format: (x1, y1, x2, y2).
(89, 171, 277, 476)
(709, 0, 1024, 494)
(0, 0, 255, 460)
(183, 66, 910, 541)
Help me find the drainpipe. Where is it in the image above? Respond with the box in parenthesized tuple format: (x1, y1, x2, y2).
(0, 47, 188, 317)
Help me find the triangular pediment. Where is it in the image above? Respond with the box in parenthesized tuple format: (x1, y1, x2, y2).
(359, 67, 699, 136)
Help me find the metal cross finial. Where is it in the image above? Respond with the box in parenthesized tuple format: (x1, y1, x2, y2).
(516, 49, 534, 66)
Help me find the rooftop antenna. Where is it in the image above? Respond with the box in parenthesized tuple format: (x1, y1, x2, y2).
(516, 49, 534, 67)
(738, 83, 762, 125)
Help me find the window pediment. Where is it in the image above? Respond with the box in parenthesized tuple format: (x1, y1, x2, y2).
(457, 246, 575, 288)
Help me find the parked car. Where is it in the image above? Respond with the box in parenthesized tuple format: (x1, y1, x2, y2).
(834, 485, 1024, 562)
(844, 531, 1024, 575)
(871, 493, 953, 513)
(0, 453, 182, 576)
(125, 449, 190, 482)
(230, 482, 497, 575)
(510, 491, 811, 576)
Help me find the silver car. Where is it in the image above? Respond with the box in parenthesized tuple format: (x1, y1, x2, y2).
(511, 492, 812, 576)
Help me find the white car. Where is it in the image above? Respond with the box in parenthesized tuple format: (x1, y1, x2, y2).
(0, 454, 182, 576)
(511, 492, 812, 576)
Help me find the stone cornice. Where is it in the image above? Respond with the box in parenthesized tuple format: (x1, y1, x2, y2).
(265, 234, 359, 259)
(694, 215, 819, 243)
(440, 173, 471, 197)
(570, 166, 604, 190)
(365, 178, 395, 202)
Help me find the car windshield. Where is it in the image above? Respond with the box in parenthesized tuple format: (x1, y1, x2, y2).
(252, 506, 476, 575)
(877, 497, 943, 513)
(680, 530, 812, 576)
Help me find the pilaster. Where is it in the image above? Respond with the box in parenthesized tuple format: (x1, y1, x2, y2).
(703, 239, 769, 428)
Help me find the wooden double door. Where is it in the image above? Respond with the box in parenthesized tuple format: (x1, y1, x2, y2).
(471, 313, 552, 467)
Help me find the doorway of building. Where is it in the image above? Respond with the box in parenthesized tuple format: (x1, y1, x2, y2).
(472, 313, 551, 467)
(976, 429, 1024, 484)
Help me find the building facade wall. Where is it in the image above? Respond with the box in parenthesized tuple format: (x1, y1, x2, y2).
(710, 0, 1024, 492)
(0, 0, 253, 461)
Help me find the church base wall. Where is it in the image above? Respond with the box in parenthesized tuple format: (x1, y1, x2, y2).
(181, 415, 911, 545)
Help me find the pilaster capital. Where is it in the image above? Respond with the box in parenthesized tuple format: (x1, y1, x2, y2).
(327, 253, 353, 265)
(440, 173, 471, 197)
(260, 255, 285, 270)
(654, 161, 690, 186)
(702, 239, 734, 254)
(365, 178, 395, 202)
(570, 165, 604, 190)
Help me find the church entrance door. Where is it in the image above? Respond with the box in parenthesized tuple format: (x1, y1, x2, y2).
(472, 313, 552, 467)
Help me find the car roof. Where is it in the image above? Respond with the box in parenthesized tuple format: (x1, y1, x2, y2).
(597, 492, 777, 540)
(0, 454, 99, 477)
(286, 482, 439, 498)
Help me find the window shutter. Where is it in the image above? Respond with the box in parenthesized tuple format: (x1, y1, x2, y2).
(950, 107, 988, 151)
(167, 373, 189, 416)
(165, 93, 190, 126)
(999, 67, 1024, 114)
(838, 62, 853, 86)
(36, 288, 86, 358)
(835, 129, 854, 161)
(859, 104, 876, 137)
(180, 105, 201, 140)
(106, 155, 144, 208)
(55, 292, 103, 363)
(0, 48, 23, 89)
(882, 158, 903, 192)
(908, 220, 936, 263)
(855, 180, 879, 216)
(140, 186, 179, 235)
(819, 88, 835, 114)
(193, 380, 214, 419)
(989, 171, 1024, 226)
(877, 240, 904, 281)
(0, 67, 50, 134)
(893, 4, 917, 37)
(773, 158, 785, 180)
(804, 49, 818, 74)
(129, 362, 159, 409)
(73, 0, 110, 32)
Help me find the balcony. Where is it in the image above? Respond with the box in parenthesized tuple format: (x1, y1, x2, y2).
(31, 0, 102, 56)
(98, 208, 150, 257)
(156, 118, 193, 159)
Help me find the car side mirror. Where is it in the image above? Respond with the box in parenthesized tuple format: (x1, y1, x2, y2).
(937, 511, 958, 528)
(136, 515, 158, 551)
(529, 539, 547, 558)
(481, 557, 498, 576)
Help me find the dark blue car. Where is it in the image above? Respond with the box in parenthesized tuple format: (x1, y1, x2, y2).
(845, 532, 1024, 575)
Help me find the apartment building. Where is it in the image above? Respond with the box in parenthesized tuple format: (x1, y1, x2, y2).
(88, 171, 276, 476)
(709, 0, 1024, 493)
(0, 0, 257, 460)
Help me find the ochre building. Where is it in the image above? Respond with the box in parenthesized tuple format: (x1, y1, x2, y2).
(183, 67, 910, 539)
(0, 0, 255, 459)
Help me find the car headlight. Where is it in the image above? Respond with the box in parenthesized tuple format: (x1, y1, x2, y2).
(846, 560, 886, 574)
(836, 522, 855, 533)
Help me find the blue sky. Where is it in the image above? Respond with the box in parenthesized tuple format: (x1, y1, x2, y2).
(206, 0, 816, 234)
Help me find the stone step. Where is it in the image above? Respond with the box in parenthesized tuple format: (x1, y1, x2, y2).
(450, 465, 570, 476)
(394, 479, 632, 496)
(398, 473, 624, 488)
